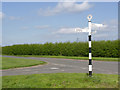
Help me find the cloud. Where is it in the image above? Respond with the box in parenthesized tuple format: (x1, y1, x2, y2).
(53, 27, 76, 34)
(54, 23, 107, 34)
(9, 16, 24, 20)
(38, 1, 93, 16)
(97, 19, 118, 32)
(93, 19, 118, 40)
(34, 25, 49, 29)
(22, 26, 29, 30)
(94, 34, 109, 38)
(53, 19, 117, 38)
(0, 12, 5, 19)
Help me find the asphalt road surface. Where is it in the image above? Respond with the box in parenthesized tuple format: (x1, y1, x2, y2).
(1, 56, 118, 76)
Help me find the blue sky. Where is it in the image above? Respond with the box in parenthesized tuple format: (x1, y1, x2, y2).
(2, 2, 118, 46)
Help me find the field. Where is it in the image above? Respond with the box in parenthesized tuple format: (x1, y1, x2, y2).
(2, 57, 46, 69)
(2, 73, 118, 88)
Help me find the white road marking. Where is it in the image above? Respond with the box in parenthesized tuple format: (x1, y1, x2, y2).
(82, 68, 87, 69)
(52, 63, 75, 67)
(52, 63, 66, 66)
(50, 67, 59, 70)
(53, 64, 59, 65)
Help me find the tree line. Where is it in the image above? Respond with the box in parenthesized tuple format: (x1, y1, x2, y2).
(2, 40, 119, 57)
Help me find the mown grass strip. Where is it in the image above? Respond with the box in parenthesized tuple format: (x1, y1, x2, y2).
(2, 73, 118, 88)
(14, 55, 118, 62)
(2, 57, 46, 69)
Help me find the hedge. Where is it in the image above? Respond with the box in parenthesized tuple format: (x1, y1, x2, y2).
(2, 40, 119, 57)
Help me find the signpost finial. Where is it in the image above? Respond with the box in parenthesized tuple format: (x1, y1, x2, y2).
(87, 14, 92, 21)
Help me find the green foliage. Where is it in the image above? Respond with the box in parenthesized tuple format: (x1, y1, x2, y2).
(2, 40, 119, 57)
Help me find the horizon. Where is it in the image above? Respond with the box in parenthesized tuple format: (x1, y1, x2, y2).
(1, 39, 118, 47)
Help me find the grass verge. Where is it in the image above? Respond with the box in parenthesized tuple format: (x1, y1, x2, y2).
(2, 57, 46, 69)
(13, 55, 118, 62)
(2, 73, 118, 88)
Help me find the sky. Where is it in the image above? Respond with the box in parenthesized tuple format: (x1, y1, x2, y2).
(1, 2, 118, 46)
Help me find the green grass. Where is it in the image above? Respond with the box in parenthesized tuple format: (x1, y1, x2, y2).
(2, 73, 118, 88)
(13, 55, 118, 62)
(2, 57, 46, 69)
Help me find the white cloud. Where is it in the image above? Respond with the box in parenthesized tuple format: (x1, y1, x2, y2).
(0, 12, 5, 19)
(53, 27, 76, 34)
(98, 19, 118, 32)
(53, 19, 117, 38)
(9, 16, 24, 20)
(94, 34, 109, 38)
(22, 26, 29, 30)
(38, 1, 93, 16)
(93, 19, 118, 40)
(35, 25, 49, 29)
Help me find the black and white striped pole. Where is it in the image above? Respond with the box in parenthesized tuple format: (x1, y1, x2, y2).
(75, 15, 106, 77)
(87, 15, 92, 77)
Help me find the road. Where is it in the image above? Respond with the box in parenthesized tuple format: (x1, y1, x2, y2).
(2, 56, 118, 76)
